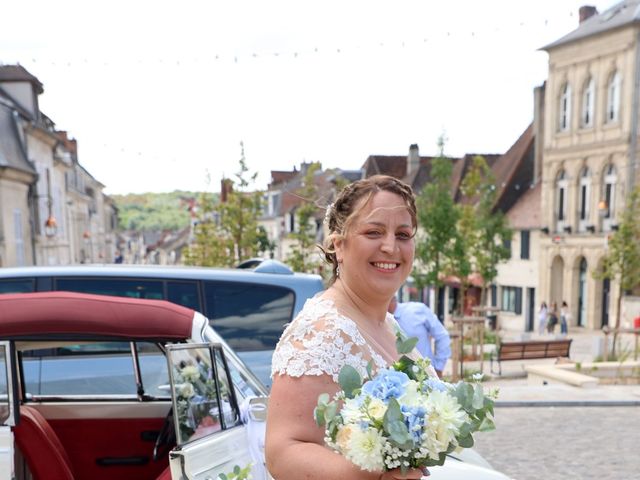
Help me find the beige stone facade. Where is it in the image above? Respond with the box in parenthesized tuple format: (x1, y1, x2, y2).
(0, 65, 118, 267)
(539, 8, 640, 330)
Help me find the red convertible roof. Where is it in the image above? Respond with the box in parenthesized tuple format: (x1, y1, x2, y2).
(0, 292, 196, 340)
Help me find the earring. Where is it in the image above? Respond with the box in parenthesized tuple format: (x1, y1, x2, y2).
(336, 264, 341, 277)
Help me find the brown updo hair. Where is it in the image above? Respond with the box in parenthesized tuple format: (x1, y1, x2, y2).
(320, 175, 417, 284)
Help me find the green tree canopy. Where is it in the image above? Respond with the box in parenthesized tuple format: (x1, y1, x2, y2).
(184, 143, 267, 267)
(596, 185, 640, 353)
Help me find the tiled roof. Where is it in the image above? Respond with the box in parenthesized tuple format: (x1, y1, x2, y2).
(0, 65, 44, 94)
(362, 155, 407, 179)
(269, 170, 298, 187)
(506, 181, 541, 230)
(542, 1, 640, 50)
(491, 124, 534, 211)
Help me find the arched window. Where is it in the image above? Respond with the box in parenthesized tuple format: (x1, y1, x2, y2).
(556, 170, 568, 232)
(581, 77, 595, 128)
(606, 71, 621, 123)
(559, 83, 572, 131)
(601, 164, 617, 231)
(578, 167, 591, 232)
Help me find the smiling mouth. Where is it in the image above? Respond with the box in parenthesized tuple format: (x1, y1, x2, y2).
(371, 262, 399, 271)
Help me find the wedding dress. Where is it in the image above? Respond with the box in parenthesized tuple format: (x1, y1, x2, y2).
(272, 296, 436, 381)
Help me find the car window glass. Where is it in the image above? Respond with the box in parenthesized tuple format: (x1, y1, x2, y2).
(21, 341, 169, 399)
(22, 342, 138, 397)
(137, 342, 170, 398)
(203, 282, 294, 352)
(0, 279, 34, 294)
(168, 345, 223, 445)
(0, 345, 9, 424)
(167, 281, 200, 310)
(54, 278, 163, 299)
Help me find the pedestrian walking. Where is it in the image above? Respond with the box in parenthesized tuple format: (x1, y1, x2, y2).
(547, 301, 558, 334)
(538, 301, 548, 335)
(560, 301, 570, 335)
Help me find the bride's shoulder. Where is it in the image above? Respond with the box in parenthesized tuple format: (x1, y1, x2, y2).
(285, 295, 351, 333)
(271, 295, 368, 381)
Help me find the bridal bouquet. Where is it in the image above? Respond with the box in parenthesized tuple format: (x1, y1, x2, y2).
(314, 337, 498, 473)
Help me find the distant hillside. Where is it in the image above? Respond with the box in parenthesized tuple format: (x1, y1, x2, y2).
(112, 191, 216, 231)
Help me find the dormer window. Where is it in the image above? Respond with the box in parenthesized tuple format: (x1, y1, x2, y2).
(581, 78, 595, 128)
(606, 72, 621, 123)
(559, 83, 572, 131)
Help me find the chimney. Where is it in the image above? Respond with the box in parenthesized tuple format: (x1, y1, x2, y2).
(220, 178, 233, 203)
(579, 6, 598, 24)
(407, 144, 420, 176)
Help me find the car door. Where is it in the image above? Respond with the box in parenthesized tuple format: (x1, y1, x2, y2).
(165, 343, 262, 480)
(0, 341, 17, 480)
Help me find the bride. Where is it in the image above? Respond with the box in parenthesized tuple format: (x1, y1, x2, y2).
(265, 175, 432, 480)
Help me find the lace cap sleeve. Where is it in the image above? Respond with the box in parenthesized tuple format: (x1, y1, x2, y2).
(271, 297, 387, 382)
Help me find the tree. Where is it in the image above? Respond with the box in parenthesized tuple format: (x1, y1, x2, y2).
(184, 143, 265, 267)
(183, 192, 235, 266)
(596, 185, 640, 355)
(458, 156, 511, 308)
(285, 162, 323, 273)
(414, 136, 466, 311)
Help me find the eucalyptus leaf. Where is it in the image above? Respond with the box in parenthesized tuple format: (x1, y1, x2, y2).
(458, 433, 474, 448)
(325, 402, 338, 422)
(338, 365, 362, 398)
(387, 420, 412, 448)
(472, 384, 485, 410)
(396, 336, 418, 354)
(478, 416, 496, 432)
(314, 406, 326, 426)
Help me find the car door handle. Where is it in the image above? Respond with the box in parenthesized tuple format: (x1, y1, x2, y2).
(96, 456, 149, 466)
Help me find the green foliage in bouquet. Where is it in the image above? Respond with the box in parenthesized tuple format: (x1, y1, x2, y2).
(314, 335, 498, 472)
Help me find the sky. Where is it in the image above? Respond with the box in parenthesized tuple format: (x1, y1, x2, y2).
(0, 0, 620, 195)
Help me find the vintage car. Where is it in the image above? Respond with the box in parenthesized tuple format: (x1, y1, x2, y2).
(0, 292, 511, 480)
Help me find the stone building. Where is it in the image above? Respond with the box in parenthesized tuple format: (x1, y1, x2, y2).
(0, 64, 117, 267)
(538, 2, 640, 330)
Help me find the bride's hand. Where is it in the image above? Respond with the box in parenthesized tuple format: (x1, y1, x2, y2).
(380, 466, 429, 479)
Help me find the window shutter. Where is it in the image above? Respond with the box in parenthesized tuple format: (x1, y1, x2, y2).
(515, 287, 522, 315)
(491, 285, 497, 307)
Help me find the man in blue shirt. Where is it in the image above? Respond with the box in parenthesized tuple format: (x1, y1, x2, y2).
(388, 297, 451, 377)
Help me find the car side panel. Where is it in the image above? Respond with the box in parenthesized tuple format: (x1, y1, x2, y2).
(169, 426, 253, 480)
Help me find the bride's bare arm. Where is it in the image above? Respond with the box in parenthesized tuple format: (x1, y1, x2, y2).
(265, 374, 424, 480)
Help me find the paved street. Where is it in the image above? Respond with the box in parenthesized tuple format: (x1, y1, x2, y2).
(473, 406, 640, 480)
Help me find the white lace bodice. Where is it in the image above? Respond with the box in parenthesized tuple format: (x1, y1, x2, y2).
(271, 296, 400, 382)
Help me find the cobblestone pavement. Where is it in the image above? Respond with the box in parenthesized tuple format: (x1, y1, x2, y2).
(473, 406, 640, 480)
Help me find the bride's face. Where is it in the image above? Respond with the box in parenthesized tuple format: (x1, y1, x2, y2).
(335, 190, 415, 299)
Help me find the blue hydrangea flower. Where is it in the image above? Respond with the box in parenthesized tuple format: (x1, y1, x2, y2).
(401, 404, 427, 444)
(422, 378, 448, 393)
(361, 369, 410, 403)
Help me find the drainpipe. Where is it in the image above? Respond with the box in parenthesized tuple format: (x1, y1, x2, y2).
(629, 30, 640, 195)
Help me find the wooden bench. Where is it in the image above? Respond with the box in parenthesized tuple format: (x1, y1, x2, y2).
(490, 338, 572, 375)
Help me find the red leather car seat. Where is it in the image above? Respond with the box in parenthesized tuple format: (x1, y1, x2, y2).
(156, 466, 172, 480)
(14, 405, 75, 480)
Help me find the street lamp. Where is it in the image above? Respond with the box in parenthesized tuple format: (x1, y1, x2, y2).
(44, 215, 57, 238)
(597, 200, 609, 217)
